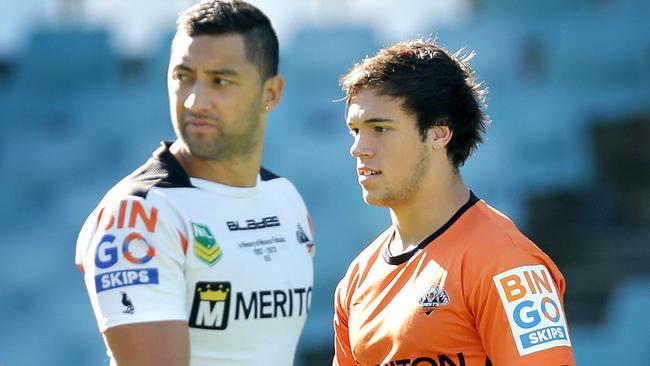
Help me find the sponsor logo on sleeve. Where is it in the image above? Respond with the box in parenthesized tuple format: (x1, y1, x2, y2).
(95, 268, 159, 292)
(493, 265, 571, 355)
(94, 232, 156, 269)
(96, 200, 158, 233)
(191, 222, 223, 266)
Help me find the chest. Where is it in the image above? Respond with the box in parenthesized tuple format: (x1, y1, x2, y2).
(348, 255, 484, 365)
(171, 191, 314, 329)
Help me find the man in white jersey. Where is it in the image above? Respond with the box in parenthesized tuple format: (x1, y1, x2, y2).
(75, 1, 315, 365)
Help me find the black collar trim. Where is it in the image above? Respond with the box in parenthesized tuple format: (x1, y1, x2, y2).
(122, 141, 193, 198)
(125, 141, 283, 198)
(382, 191, 480, 266)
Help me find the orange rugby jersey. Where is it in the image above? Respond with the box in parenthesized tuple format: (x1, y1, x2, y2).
(333, 192, 575, 366)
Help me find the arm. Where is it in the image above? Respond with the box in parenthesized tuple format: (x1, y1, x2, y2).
(471, 249, 576, 366)
(332, 308, 352, 366)
(103, 320, 189, 366)
(332, 278, 356, 366)
(76, 197, 189, 364)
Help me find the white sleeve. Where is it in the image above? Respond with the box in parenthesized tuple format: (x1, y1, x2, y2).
(76, 195, 187, 331)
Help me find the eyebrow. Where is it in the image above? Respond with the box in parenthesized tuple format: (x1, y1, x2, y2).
(347, 117, 396, 127)
(363, 118, 395, 123)
(174, 64, 239, 77)
(206, 68, 239, 77)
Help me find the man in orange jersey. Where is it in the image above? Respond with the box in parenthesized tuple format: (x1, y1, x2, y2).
(333, 40, 575, 366)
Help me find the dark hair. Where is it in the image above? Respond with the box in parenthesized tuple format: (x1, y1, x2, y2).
(175, 0, 279, 80)
(340, 39, 489, 168)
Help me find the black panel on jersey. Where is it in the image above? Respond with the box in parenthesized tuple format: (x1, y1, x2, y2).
(120, 141, 281, 197)
(121, 141, 194, 198)
(383, 191, 481, 265)
(260, 167, 280, 181)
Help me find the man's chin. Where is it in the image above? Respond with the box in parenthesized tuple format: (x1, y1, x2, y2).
(182, 137, 218, 159)
(362, 192, 391, 208)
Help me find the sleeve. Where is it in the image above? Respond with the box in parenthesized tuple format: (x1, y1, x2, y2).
(469, 248, 576, 366)
(75, 195, 188, 331)
(332, 267, 357, 366)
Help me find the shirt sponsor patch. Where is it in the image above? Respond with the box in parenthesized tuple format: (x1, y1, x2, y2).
(95, 232, 156, 269)
(95, 268, 159, 292)
(189, 282, 231, 330)
(188, 282, 313, 330)
(493, 265, 571, 355)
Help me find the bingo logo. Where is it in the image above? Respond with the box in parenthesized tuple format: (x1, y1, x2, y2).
(94, 200, 159, 269)
(493, 265, 571, 355)
(95, 233, 156, 269)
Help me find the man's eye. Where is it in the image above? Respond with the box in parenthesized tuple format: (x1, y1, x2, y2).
(173, 72, 189, 81)
(214, 78, 232, 86)
(374, 126, 387, 133)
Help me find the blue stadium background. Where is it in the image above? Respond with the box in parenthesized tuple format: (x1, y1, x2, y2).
(0, 0, 648, 364)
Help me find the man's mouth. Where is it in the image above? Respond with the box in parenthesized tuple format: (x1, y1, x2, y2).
(186, 117, 215, 126)
(358, 167, 381, 176)
(184, 115, 219, 133)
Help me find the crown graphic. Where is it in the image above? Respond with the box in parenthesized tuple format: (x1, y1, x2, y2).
(198, 284, 230, 301)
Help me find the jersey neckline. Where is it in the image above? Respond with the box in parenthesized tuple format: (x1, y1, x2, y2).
(189, 177, 260, 197)
(382, 190, 480, 266)
(153, 140, 280, 198)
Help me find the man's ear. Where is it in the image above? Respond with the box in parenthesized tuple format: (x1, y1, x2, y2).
(430, 124, 453, 150)
(261, 75, 284, 113)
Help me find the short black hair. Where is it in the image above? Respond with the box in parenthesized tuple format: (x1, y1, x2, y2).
(341, 39, 489, 168)
(175, 0, 279, 80)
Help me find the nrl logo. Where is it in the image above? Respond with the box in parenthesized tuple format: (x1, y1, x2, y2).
(418, 282, 450, 316)
(191, 222, 223, 266)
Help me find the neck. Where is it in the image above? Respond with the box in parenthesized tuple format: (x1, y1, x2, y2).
(389, 172, 469, 254)
(170, 140, 263, 187)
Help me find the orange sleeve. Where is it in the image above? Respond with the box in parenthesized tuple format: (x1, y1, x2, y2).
(333, 262, 360, 366)
(469, 249, 575, 366)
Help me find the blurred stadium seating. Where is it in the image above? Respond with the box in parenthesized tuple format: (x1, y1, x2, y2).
(0, 0, 648, 364)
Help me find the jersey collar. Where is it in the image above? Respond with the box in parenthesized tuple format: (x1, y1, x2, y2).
(382, 190, 481, 265)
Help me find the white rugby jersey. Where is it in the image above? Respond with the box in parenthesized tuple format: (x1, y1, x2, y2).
(76, 141, 315, 366)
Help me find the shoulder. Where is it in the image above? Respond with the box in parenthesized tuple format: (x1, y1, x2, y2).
(258, 166, 307, 206)
(460, 199, 545, 259)
(260, 166, 281, 182)
(258, 166, 291, 190)
(115, 141, 193, 198)
(339, 227, 393, 286)
(84, 141, 191, 232)
(334, 227, 393, 311)
(456, 199, 567, 295)
(76, 143, 191, 265)
(454, 198, 563, 285)
(258, 166, 291, 192)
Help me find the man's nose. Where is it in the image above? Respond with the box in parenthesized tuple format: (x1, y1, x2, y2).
(350, 134, 373, 159)
(184, 85, 212, 113)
